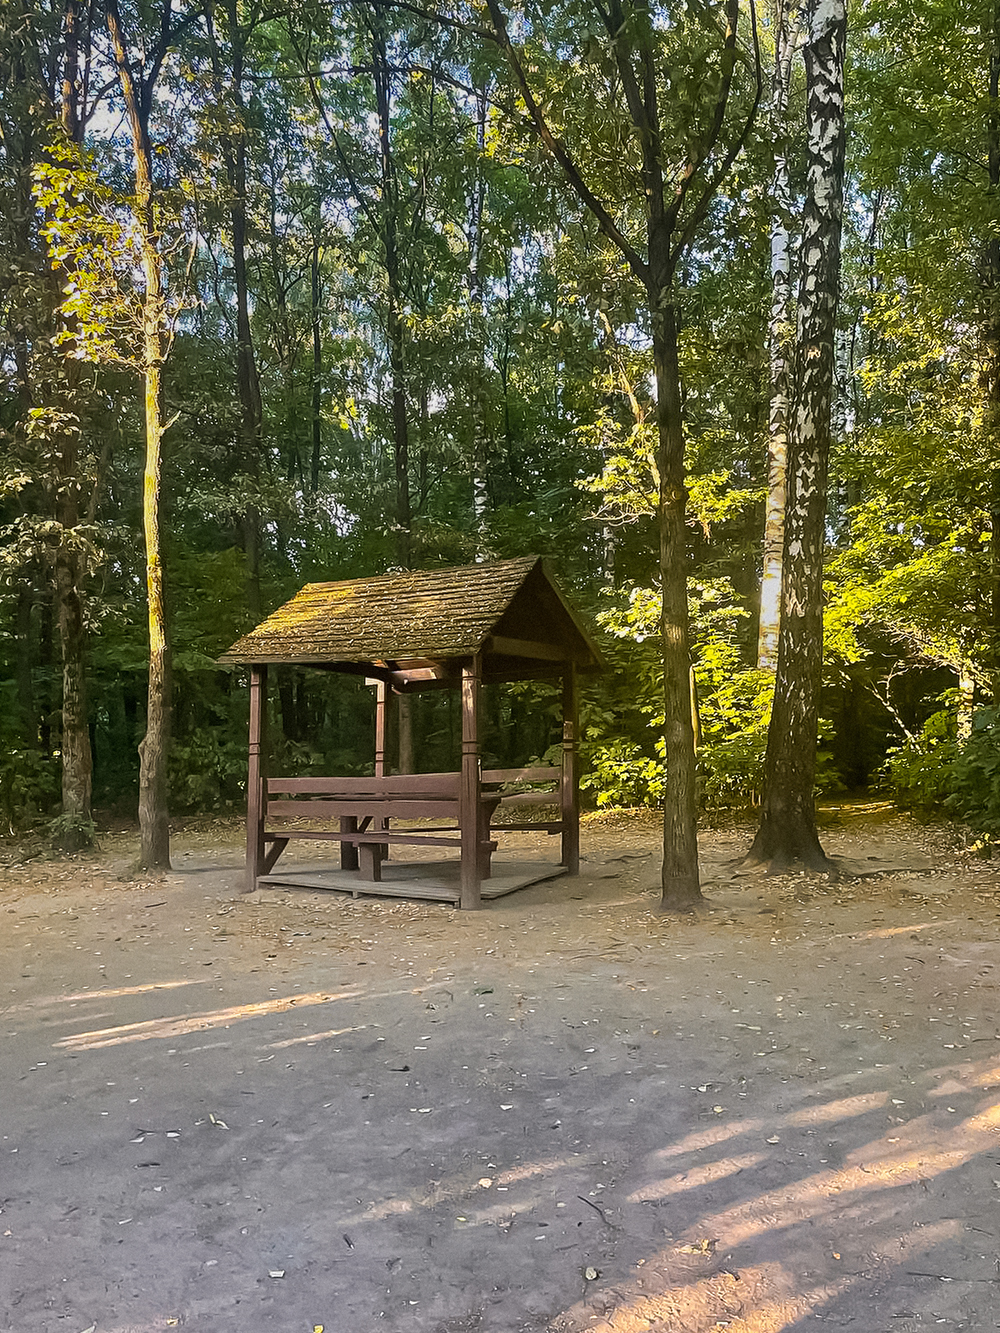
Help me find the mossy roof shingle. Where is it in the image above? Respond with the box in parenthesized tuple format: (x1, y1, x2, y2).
(219, 556, 598, 669)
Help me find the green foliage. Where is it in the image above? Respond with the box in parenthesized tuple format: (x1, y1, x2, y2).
(582, 582, 777, 811)
(880, 705, 1000, 838)
(582, 737, 665, 808)
(167, 728, 247, 812)
(0, 746, 59, 833)
(880, 708, 957, 813)
(3, 0, 998, 840)
(47, 811, 97, 851)
(696, 660, 773, 811)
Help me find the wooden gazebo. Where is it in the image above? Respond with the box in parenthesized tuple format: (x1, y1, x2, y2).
(219, 556, 602, 908)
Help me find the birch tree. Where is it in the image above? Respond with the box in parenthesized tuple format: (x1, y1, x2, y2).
(757, 0, 801, 670)
(748, 0, 847, 869)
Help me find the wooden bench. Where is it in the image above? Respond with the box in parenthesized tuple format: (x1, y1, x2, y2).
(261, 772, 502, 883)
(482, 765, 564, 828)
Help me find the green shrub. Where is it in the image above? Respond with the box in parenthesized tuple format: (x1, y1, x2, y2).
(945, 706, 1000, 835)
(167, 728, 248, 812)
(0, 746, 59, 832)
(880, 709, 957, 813)
(582, 582, 846, 813)
(581, 738, 664, 808)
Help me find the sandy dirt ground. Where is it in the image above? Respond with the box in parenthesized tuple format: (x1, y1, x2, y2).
(3, 805, 1000, 1333)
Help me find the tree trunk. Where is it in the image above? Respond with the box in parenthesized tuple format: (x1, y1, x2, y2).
(984, 3, 1000, 701)
(757, 0, 799, 670)
(748, 0, 847, 871)
(397, 692, 414, 775)
(469, 79, 490, 548)
(373, 24, 411, 568)
(229, 14, 263, 622)
(310, 221, 323, 495)
(14, 583, 35, 747)
(207, 0, 263, 617)
(107, 0, 172, 870)
(50, 0, 94, 848)
(55, 544, 92, 845)
(651, 290, 701, 909)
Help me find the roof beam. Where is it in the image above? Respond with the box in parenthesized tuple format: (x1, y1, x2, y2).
(487, 635, 567, 662)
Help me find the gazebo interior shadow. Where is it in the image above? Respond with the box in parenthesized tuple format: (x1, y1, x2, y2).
(219, 556, 603, 908)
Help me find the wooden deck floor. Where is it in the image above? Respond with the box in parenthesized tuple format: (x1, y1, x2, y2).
(255, 858, 568, 904)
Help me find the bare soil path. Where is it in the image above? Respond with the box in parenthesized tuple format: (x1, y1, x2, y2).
(3, 805, 1000, 1333)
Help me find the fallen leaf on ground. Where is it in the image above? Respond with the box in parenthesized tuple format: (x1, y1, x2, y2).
(679, 1238, 717, 1255)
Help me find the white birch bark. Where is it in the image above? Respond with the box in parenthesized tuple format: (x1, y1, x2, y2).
(757, 0, 800, 670)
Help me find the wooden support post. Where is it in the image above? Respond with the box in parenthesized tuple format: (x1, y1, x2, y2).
(374, 679, 389, 859)
(340, 816, 359, 871)
(460, 655, 482, 909)
(561, 663, 580, 874)
(244, 664, 268, 893)
(397, 690, 414, 774)
(374, 680, 387, 777)
(358, 841, 383, 881)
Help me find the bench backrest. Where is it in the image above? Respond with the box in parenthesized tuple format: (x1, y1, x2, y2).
(481, 766, 561, 788)
(267, 772, 461, 798)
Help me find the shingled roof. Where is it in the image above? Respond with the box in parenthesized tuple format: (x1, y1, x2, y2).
(218, 556, 602, 678)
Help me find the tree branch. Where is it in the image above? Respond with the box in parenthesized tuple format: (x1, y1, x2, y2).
(483, 0, 649, 285)
(670, 0, 762, 267)
(663, 0, 741, 234)
(602, 0, 665, 231)
(285, 23, 383, 241)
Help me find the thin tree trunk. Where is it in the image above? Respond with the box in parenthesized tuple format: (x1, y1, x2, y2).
(310, 220, 322, 494)
(748, 0, 847, 870)
(373, 23, 411, 567)
(55, 0, 94, 847)
(55, 544, 92, 842)
(228, 6, 262, 622)
(469, 79, 490, 547)
(984, 3, 1000, 701)
(397, 693, 414, 774)
(651, 292, 701, 907)
(14, 584, 35, 747)
(106, 0, 172, 870)
(757, 0, 798, 670)
(18, 0, 99, 846)
(207, 0, 262, 617)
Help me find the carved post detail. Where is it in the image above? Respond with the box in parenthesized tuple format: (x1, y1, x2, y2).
(245, 663, 267, 893)
(374, 679, 387, 777)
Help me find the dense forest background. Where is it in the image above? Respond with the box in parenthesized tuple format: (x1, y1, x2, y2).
(2, 0, 999, 855)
